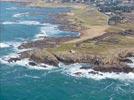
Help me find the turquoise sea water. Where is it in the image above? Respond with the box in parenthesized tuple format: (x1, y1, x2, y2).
(0, 2, 134, 100)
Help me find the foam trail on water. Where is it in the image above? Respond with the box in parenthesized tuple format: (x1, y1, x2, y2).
(2, 21, 52, 26)
(19, 21, 40, 25)
(24, 74, 40, 79)
(2, 21, 41, 25)
(13, 12, 29, 18)
(6, 7, 17, 10)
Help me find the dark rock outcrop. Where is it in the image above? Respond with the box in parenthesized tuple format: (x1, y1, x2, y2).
(125, 52, 134, 57)
(74, 72, 82, 75)
(120, 58, 133, 63)
(12, 48, 133, 73)
(18, 37, 77, 49)
(29, 61, 37, 66)
(93, 64, 134, 73)
(8, 57, 21, 63)
(53, 53, 103, 65)
(80, 66, 91, 69)
(119, 30, 134, 36)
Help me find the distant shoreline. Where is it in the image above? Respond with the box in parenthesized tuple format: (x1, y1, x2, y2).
(0, 0, 32, 2)
(0, 0, 34, 5)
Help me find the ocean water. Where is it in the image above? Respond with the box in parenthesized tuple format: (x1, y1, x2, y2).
(0, 2, 134, 100)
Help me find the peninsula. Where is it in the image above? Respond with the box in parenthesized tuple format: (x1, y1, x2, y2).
(7, 0, 134, 74)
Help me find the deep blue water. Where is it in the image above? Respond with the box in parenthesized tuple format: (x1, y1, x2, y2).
(0, 2, 134, 100)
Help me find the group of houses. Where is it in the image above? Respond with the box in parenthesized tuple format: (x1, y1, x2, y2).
(43, 0, 134, 4)
(43, 0, 95, 3)
(42, 0, 134, 25)
(97, 0, 134, 25)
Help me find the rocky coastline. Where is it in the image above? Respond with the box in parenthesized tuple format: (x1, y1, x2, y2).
(7, 30, 134, 73)
(3, 1, 134, 74)
(7, 46, 134, 73)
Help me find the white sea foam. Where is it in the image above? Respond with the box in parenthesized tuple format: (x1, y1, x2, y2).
(2, 21, 16, 25)
(35, 33, 47, 39)
(40, 25, 61, 35)
(0, 53, 20, 65)
(2, 20, 76, 39)
(6, 7, 17, 10)
(24, 74, 40, 79)
(0, 43, 10, 48)
(2, 21, 52, 26)
(18, 48, 33, 52)
(0, 41, 21, 50)
(2, 21, 57, 39)
(0, 41, 21, 49)
(13, 12, 29, 18)
(2, 21, 41, 25)
(128, 57, 134, 62)
(0, 54, 55, 70)
(19, 21, 41, 25)
(127, 57, 134, 68)
(40, 27, 48, 36)
(1, 54, 134, 81)
(19, 59, 55, 70)
(34, 24, 60, 39)
(0, 41, 32, 54)
(9, 41, 21, 48)
(61, 63, 134, 81)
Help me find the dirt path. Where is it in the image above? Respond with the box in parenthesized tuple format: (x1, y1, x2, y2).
(66, 25, 109, 43)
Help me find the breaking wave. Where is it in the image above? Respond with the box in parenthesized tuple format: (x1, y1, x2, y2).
(0, 54, 55, 70)
(60, 63, 134, 81)
(34, 24, 60, 39)
(0, 43, 10, 48)
(0, 42, 21, 49)
(2, 20, 80, 40)
(1, 54, 134, 81)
